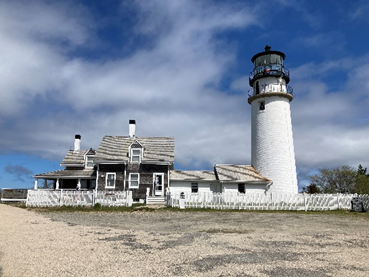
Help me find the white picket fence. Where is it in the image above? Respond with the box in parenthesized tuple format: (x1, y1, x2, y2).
(167, 191, 369, 211)
(26, 190, 133, 207)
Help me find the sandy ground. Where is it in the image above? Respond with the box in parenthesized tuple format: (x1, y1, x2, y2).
(1, 204, 369, 277)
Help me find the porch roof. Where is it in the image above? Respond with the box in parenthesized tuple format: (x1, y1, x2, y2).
(33, 169, 96, 179)
(214, 164, 270, 182)
(170, 170, 217, 181)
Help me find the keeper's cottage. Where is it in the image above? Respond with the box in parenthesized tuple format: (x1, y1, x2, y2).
(33, 46, 298, 201)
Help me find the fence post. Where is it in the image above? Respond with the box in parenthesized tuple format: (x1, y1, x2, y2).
(127, 190, 133, 207)
(60, 189, 63, 206)
(337, 193, 340, 210)
(303, 192, 307, 212)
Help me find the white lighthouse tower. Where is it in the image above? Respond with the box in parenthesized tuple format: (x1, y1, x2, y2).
(248, 45, 298, 193)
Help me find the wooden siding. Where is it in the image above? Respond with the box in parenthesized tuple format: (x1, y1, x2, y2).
(98, 163, 169, 200)
(98, 164, 125, 191)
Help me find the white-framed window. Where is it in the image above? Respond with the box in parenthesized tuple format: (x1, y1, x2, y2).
(105, 173, 116, 189)
(129, 173, 140, 189)
(85, 156, 94, 168)
(131, 148, 142, 163)
(191, 183, 198, 193)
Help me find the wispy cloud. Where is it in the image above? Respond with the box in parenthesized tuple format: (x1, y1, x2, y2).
(5, 164, 33, 182)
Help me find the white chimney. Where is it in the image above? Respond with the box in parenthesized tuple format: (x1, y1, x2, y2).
(74, 134, 81, 152)
(129, 120, 136, 138)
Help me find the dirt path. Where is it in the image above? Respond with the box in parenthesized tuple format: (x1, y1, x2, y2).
(1, 204, 369, 276)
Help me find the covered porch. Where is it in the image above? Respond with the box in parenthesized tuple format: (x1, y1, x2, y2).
(33, 169, 96, 190)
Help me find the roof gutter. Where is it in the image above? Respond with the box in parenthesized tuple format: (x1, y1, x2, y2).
(60, 164, 84, 168)
(33, 175, 96, 179)
(94, 160, 127, 165)
(141, 161, 172, 165)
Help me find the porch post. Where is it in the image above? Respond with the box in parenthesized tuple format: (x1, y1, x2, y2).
(34, 179, 38, 190)
(77, 179, 81, 189)
(167, 165, 170, 193)
(123, 165, 127, 191)
(56, 178, 60, 190)
(96, 164, 99, 191)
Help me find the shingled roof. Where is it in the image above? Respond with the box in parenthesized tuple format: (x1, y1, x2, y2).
(94, 136, 174, 163)
(61, 150, 87, 166)
(170, 170, 217, 181)
(60, 148, 96, 167)
(214, 164, 270, 182)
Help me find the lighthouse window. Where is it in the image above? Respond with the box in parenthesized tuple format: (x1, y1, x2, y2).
(259, 101, 265, 111)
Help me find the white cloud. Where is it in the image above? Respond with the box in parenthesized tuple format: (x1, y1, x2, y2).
(0, 0, 93, 116)
(290, 58, 369, 186)
(0, 0, 257, 171)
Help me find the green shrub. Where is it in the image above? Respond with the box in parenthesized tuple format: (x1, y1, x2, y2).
(93, 203, 102, 210)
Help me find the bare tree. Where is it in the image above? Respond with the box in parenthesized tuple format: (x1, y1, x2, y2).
(309, 166, 357, 193)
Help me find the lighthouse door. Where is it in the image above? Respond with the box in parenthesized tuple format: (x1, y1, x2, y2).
(255, 81, 260, 95)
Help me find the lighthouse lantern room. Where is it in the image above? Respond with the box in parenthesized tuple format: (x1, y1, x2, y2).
(248, 45, 298, 194)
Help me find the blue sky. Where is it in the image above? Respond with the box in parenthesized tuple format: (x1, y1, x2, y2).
(1, 0, 369, 191)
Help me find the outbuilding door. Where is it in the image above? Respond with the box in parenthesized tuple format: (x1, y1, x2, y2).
(153, 173, 164, 196)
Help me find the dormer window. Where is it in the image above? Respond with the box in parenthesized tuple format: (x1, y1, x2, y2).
(131, 148, 142, 163)
(84, 148, 96, 168)
(86, 156, 94, 168)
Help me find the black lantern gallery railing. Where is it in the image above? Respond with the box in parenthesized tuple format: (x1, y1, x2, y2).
(249, 65, 290, 85)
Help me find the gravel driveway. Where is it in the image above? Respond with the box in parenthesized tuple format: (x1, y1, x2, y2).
(1, 204, 369, 276)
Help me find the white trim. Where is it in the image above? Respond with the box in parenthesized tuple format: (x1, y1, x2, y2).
(167, 167, 170, 189)
(129, 173, 140, 189)
(96, 165, 99, 191)
(130, 148, 142, 163)
(60, 164, 84, 167)
(170, 179, 218, 182)
(33, 176, 96, 179)
(141, 161, 172, 165)
(105, 173, 116, 189)
(85, 155, 94, 168)
(124, 166, 127, 191)
(153, 173, 164, 196)
(94, 160, 126, 165)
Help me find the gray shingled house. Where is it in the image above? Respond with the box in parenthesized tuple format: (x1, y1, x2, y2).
(33, 120, 174, 201)
(94, 121, 174, 201)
